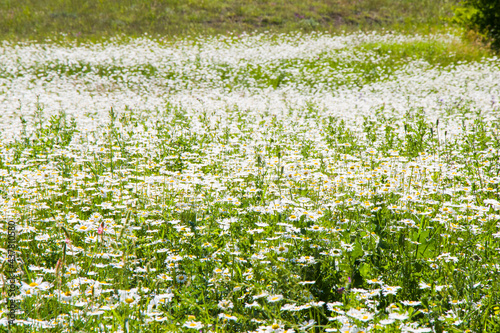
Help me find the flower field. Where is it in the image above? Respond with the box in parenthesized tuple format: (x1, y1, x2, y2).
(0, 32, 500, 332)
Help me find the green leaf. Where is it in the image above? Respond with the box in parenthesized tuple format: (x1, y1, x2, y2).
(359, 263, 371, 278)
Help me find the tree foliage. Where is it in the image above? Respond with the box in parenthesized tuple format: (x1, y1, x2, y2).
(454, 0, 500, 50)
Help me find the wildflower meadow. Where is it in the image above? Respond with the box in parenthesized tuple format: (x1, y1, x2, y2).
(0, 31, 500, 332)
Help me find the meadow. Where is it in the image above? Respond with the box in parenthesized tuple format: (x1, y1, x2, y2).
(0, 26, 500, 333)
(0, 0, 458, 41)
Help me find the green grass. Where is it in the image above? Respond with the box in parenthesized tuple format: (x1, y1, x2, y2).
(357, 39, 492, 66)
(0, 0, 460, 42)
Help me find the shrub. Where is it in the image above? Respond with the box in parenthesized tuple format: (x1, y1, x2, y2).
(454, 0, 500, 50)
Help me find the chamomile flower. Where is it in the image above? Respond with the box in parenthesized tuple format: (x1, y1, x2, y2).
(267, 294, 284, 303)
(183, 321, 204, 329)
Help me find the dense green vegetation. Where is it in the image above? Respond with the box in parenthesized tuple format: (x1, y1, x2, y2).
(453, 0, 500, 50)
(1, 0, 459, 41)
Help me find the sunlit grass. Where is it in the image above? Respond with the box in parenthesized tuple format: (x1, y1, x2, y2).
(0, 0, 459, 42)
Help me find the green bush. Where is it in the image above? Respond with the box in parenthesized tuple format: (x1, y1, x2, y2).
(454, 0, 500, 50)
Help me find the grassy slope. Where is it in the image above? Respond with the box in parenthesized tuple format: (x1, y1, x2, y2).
(1, 0, 460, 42)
